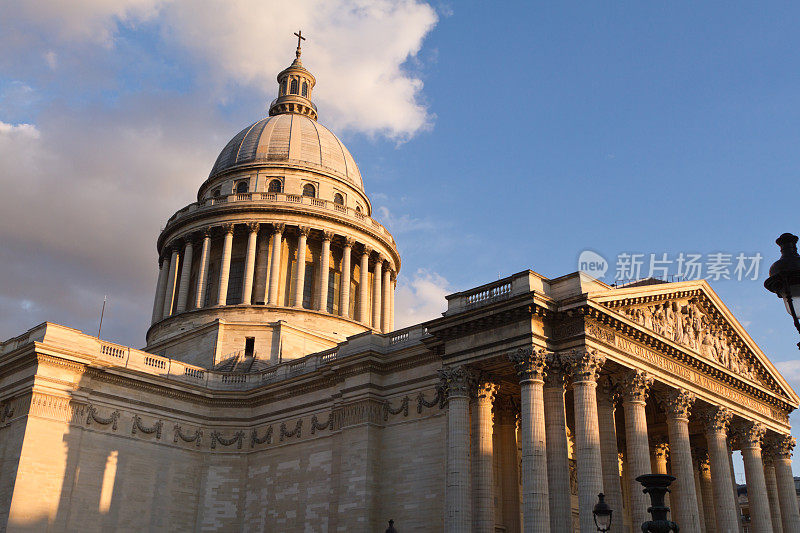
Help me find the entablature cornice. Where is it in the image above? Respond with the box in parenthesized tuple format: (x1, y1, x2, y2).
(427, 296, 552, 342)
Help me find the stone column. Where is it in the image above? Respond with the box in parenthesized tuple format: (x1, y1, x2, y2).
(735, 422, 774, 533)
(267, 223, 284, 305)
(389, 276, 396, 332)
(771, 434, 800, 533)
(151, 256, 168, 324)
(162, 246, 180, 317)
(696, 451, 718, 533)
(727, 445, 743, 533)
(763, 455, 784, 533)
(317, 231, 332, 311)
(194, 230, 211, 309)
(543, 354, 571, 532)
(596, 378, 624, 533)
(470, 376, 499, 533)
(339, 238, 353, 317)
(661, 389, 702, 532)
(509, 347, 550, 533)
(372, 257, 383, 331)
(175, 240, 193, 313)
(701, 407, 740, 533)
(216, 224, 234, 306)
(359, 247, 371, 324)
(292, 227, 309, 307)
(692, 454, 709, 533)
(652, 441, 669, 475)
(568, 349, 606, 533)
(382, 267, 392, 332)
(439, 366, 473, 532)
(241, 222, 259, 305)
(495, 396, 520, 533)
(619, 369, 654, 529)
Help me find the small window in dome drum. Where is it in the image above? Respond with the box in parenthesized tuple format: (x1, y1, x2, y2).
(281, 80, 287, 95)
(333, 193, 344, 205)
(290, 79, 299, 94)
(302, 184, 316, 198)
(268, 179, 282, 193)
(236, 181, 249, 194)
(302, 82, 308, 97)
(212, 189, 221, 197)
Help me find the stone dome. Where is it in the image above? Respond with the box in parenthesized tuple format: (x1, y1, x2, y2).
(208, 114, 364, 190)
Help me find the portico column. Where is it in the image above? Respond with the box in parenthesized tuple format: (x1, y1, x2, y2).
(568, 349, 606, 533)
(597, 379, 624, 533)
(151, 256, 168, 324)
(389, 276, 395, 331)
(175, 240, 193, 313)
(316, 231, 332, 311)
(701, 407, 740, 533)
(692, 454, 709, 533)
(619, 369, 654, 528)
(696, 451, 718, 533)
(470, 376, 499, 533)
(382, 267, 392, 332)
(194, 230, 211, 309)
(216, 224, 234, 306)
(495, 396, 520, 533)
(727, 445, 743, 533)
(241, 222, 259, 305)
(339, 238, 353, 317)
(439, 366, 473, 532)
(771, 434, 800, 533)
(267, 223, 284, 305)
(292, 226, 310, 307)
(661, 389, 702, 531)
(736, 422, 774, 533)
(543, 354, 571, 532)
(763, 455, 784, 533)
(162, 246, 179, 317)
(372, 257, 383, 330)
(509, 347, 550, 533)
(358, 247, 371, 324)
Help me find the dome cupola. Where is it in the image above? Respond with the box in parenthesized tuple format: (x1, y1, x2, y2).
(269, 31, 318, 120)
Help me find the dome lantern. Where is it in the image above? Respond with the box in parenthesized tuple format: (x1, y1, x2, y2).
(269, 31, 318, 120)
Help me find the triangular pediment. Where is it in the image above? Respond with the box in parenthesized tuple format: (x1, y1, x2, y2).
(590, 280, 799, 406)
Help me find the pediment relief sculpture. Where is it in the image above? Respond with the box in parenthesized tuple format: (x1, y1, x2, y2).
(613, 297, 768, 388)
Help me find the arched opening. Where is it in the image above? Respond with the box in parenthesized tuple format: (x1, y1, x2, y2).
(212, 189, 221, 198)
(236, 181, 249, 194)
(268, 179, 283, 193)
(290, 79, 299, 94)
(281, 79, 287, 95)
(302, 184, 316, 198)
(333, 193, 344, 205)
(302, 82, 308, 97)
(355, 205, 362, 213)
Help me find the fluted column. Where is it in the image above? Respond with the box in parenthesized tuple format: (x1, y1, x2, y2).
(439, 366, 472, 532)
(509, 347, 550, 533)
(471, 376, 499, 533)
(619, 369, 654, 528)
(701, 407, 740, 533)
(316, 231, 332, 311)
(382, 267, 392, 332)
(661, 389, 702, 532)
(216, 224, 234, 306)
(568, 349, 606, 533)
(543, 354, 571, 532)
(597, 378, 624, 533)
(194, 230, 211, 309)
(495, 396, 520, 533)
(162, 246, 179, 317)
(763, 455, 784, 533)
(696, 450, 717, 533)
(771, 434, 800, 533)
(389, 276, 396, 331)
(339, 238, 353, 317)
(736, 422, 774, 533)
(727, 445, 743, 533)
(358, 247, 371, 324)
(692, 454, 709, 533)
(292, 226, 310, 307)
(151, 256, 168, 324)
(372, 257, 383, 330)
(175, 240, 193, 312)
(241, 222, 259, 305)
(652, 441, 669, 475)
(267, 223, 284, 305)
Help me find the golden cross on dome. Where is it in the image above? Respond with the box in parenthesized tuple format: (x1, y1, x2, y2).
(294, 30, 305, 50)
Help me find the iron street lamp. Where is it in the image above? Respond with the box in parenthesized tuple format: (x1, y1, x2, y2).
(765, 233, 800, 350)
(636, 474, 679, 532)
(593, 493, 613, 532)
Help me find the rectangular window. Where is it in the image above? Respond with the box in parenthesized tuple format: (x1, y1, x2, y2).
(302, 263, 315, 309)
(327, 269, 340, 314)
(204, 264, 217, 307)
(226, 260, 245, 304)
(245, 337, 255, 357)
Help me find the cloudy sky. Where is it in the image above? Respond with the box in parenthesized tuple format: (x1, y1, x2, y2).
(3, 2, 800, 475)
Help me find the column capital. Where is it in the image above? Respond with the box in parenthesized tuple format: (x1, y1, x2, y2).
(699, 406, 732, 435)
(652, 440, 670, 462)
(493, 395, 518, 424)
(597, 375, 620, 404)
(438, 366, 474, 399)
(615, 369, 653, 403)
(507, 346, 548, 382)
(471, 377, 499, 404)
(321, 230, 334, 241)
(297, 225, 311, 238)
(543, 352, 569, 388)
(271, 222, 285, 235)
(220, 223, 235, 235)
(766, 433, 796, 460)
(733, 421, 766, 450)
(658, 388, 696, 420)
(246, 221, 260, 233)
(343, 236, 355, 248)
(566, 348, 606, 384)
(693, 447, 711, 473)
(362, 245, 373, 257)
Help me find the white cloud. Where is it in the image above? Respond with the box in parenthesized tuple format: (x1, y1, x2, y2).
(776, 360, 800, 391)
(394, 269, 449, 328)
(377, 205, 435, 233)
(0, 0, 438, 140)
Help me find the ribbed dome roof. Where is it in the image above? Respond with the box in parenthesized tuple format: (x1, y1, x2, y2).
(209, 114, 363, 190)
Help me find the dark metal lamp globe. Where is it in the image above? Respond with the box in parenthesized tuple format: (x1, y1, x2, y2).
(765, 233, 800, 350)
(593, 493, 613, 532)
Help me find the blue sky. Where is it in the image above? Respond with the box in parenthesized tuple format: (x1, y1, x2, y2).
(2, 1, 800, 478)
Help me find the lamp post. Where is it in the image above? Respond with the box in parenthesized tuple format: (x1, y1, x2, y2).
(636, 474, 679, 532)
(593, 493, 613, 532)
(764, 233, 800, 350)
